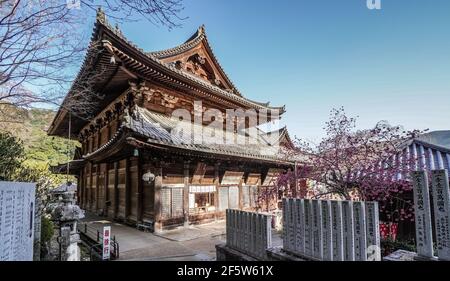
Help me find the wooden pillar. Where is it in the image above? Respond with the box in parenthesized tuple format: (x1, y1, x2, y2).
(78, 169, 83, 207)
(238, 168, 244, 210)
(113, 161, 119, 219)
(154, 164, 163, 233)
(214, 163, 220, 220)
(97, 129, 101, 149)
(125, 158, 131, 220)
(81, 167, 86, 209)
(183, 161, 190, 227)
(137, 155, 143, 222)
(89, 163, 93, 211)
(107, 122, 111, 140)
(104, 164, 109, 216)
(95, 164, 100, 212)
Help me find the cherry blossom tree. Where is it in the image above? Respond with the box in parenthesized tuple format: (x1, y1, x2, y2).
(276, 107, 424, 224)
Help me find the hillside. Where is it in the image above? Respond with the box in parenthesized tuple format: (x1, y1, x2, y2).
(0, 104, 79, 168)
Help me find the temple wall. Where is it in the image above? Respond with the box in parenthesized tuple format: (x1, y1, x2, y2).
(77, 155, 279, 231)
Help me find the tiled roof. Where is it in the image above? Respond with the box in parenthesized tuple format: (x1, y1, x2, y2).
(94, 10, 285, 112)
(121, 106, 292, 163)
(48, 10, 286, 137)
(148, 25, 242, 96)
(105, 40, 286, 113)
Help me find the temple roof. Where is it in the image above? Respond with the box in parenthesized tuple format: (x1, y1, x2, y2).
(148, 25, 241, 96)
(148, 26, 282, 109)
(48, 9, 285, 138)
(83, 106, 293, 165)
(258, 127, 295, 149)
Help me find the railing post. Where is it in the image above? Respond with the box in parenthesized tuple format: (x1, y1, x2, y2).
(97, 230, 100, 242)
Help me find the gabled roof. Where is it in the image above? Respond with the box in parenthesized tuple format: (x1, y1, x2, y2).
(47, 9, 286, 138)
(148, 25, 281, 109)
(148, 25, 238, 92)
(258, 127, 295, 149)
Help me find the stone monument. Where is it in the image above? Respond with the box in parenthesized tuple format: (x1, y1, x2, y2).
(0, 182, 36, 261)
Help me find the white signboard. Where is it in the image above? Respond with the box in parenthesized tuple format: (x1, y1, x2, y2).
(102, 226, 111, 260)
(0, 181, 36, 261)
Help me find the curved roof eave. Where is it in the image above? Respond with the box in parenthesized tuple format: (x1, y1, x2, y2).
(148, 25, 242, 95)
(146, 25, 286, 112)
(48, 11, 286, 136)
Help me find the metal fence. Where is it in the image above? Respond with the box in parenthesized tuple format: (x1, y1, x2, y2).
(77, 222, 120, 260)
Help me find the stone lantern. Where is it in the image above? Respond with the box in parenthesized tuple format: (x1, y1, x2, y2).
(48, 182, 85, 261)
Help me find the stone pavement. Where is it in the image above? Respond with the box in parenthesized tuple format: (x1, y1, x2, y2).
(80, 213, 226, 261)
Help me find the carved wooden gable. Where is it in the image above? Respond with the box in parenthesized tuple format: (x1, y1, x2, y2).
(159, 41, 234, 92)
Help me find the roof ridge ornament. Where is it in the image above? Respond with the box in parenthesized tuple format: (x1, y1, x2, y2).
(96, 7, 106, 24)
(114, 23, 124, 37)
(198, 24, 206, 35)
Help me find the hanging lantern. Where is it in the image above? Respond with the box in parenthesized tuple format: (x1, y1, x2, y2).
(133, 148, 139, 157)
(142, 170, 155, 183)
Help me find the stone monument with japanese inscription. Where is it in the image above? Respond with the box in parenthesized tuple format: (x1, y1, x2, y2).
(430, 170, 450, 261)
(281, 198, 380, 261)
(411, 171, 434, 259)
(0, 181, 36, 261)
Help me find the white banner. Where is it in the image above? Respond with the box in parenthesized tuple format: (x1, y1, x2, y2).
(102, 226, 111, 260)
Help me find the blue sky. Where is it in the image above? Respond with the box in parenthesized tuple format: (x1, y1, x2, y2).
(85, 0, 450, 142)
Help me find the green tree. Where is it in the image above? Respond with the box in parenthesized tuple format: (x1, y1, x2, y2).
(0, 132, 25, 180)
(40, 216, 55, 259)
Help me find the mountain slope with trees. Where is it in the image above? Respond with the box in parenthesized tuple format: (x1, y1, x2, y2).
(0, 104, 78, 168)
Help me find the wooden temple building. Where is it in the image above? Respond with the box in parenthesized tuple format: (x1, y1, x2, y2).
(48, 10, 295, 232)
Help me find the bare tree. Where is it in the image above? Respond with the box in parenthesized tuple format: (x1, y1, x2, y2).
(0, 0, 185, 118)
(44, 39, 110, 122)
